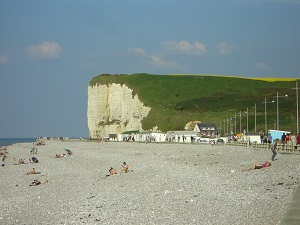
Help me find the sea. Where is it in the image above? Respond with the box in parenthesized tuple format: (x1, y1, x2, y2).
(0, 138, 37, 147)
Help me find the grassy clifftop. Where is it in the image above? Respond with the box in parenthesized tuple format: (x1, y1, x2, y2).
(89, 73, 299, 134)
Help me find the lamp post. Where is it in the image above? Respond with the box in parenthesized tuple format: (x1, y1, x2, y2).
(252, 103, 256, 132)
(245, 107, 249, 133)
(293, 82, 299, 134)
(229, 116, 232, 134)
(224, 119, 226, 136)
(239, 110, 242, 134)
(263, 98, 275, 135)
(234, 113, 237, 134)
(227, 117, 229, 135)
(273, 91, 288, 131)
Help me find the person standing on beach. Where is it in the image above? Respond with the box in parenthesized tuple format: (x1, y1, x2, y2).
(259, 131, 264, 144)
(268, 133, 273, 144)
(297, 133, 300, 146)
(271, 138, 279, 161)
(281, 133, 286, 145)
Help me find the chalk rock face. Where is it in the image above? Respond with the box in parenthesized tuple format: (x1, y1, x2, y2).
(87, 83, 151, 139)
(185, 121, 201, 130)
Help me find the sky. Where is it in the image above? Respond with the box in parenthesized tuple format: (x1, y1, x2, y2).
(0, 0, 300, 138)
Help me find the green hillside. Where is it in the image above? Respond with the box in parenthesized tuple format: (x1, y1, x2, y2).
(89, 73, 300, 135)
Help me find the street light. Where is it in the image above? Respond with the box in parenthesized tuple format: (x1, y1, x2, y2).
(252, 103, 257, 132)
(239, 110, 242, 134)
(245, 107, 249, 133)
(273, 91, 288, 131)
(229, 116, 232, 135)
(227, 117, 229, 135)
(234, 113, 237, 134)
(263, 98, 275, 135)
(293, 82, 299, 134)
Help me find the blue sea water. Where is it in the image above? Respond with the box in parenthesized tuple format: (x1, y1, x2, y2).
(0, 138, 37, 147)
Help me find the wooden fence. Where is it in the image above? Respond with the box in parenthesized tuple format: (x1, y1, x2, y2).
(226, 141, 300, 153)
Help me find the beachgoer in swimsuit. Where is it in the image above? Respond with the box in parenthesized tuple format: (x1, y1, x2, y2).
(108, 167, 117, 176)
(55, 154, 66, 158)
(243, 161, 271, 171)
(28, 179, 48, 186)
(121, 162, 129, 173)
(26, 168, 36, 175)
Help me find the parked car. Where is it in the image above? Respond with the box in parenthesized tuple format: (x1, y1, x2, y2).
(216, 139, 224, 144)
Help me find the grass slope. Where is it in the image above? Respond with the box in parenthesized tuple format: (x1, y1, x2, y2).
(89, 74, 300, 134)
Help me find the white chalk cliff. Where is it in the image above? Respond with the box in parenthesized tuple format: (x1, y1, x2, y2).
(87, 83, 151, 139)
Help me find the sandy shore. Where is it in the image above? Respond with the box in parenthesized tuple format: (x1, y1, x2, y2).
(1, 140, 300, 225)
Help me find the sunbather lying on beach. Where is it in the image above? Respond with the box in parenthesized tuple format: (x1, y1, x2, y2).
(13, 158, 25, 165)
(28, 179, 48, 186)
(106, 167, 117, 176)
(55, 154, 66, 158)
(243, 161, 271, 171)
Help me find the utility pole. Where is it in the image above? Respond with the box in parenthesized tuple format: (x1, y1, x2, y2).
(293, 82, 299, 134)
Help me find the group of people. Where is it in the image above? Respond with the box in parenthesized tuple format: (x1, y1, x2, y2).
(259, 131, 273, 144)
(29, 147, 38, 155)
(13, 156, 39, 165)
(2, 144, 47, 186)
(107, 162, 131, 176)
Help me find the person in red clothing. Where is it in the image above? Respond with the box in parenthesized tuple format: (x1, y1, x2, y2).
(296, 133, 300, 145)
(285, 133, 290, 145)
(243, 161, 271, 171)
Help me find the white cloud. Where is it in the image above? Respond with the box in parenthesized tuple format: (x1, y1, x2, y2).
(0, 55, 10, 64)
(26, 41, 62, 59)
(149, 55, 181, 69)
(216, 42, 233, 55)
(128, 48, 146, 56)
(255, 62, 269, 70)
(162, 41, 206, 55)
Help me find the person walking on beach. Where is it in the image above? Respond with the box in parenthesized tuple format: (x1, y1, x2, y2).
(271, 138, 279, 161)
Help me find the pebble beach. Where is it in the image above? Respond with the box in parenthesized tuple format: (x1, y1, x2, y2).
(1, 140, 300, 225)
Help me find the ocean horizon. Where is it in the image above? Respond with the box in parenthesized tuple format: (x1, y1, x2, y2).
(0, 138, 37, 147)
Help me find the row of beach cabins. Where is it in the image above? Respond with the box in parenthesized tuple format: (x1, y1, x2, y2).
(104, 129, 300, 153)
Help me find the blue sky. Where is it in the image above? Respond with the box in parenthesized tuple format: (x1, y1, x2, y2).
(0, 0, 299, 138)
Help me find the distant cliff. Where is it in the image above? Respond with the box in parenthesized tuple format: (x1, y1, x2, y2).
(87, 74, 299, 138)
(87, 83, 151, 139)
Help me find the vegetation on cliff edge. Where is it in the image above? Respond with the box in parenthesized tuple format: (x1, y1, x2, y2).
(89, 73, 299, 134)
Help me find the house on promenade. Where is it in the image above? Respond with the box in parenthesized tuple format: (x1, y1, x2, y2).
(194, 123, 218, 137)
